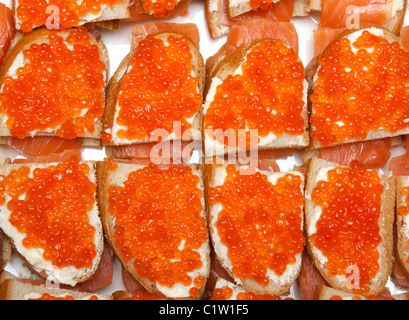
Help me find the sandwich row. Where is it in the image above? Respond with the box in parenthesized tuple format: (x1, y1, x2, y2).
(3, 22, 409, 159)
(0, 156, 408, 300)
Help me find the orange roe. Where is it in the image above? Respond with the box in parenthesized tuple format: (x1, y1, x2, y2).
(16, 0, 124, 33)
(208, 165, 305, 286)
(0, 160, 97, 269)
(329, 295, 380, 300)
(124, 291, 163, 300)
(107, 163, 207, 296)
(310, 30, 409, 147)
(29, 293, 99, 300)
(211, 287, 293, 300)
(0, 27, 105, 139)
(310, 161, 384, 294)
(204, 40, 305, 149)
(142, 0, 178, 17)
(398, 186, 409, 263)
(115, 35, 202, 143)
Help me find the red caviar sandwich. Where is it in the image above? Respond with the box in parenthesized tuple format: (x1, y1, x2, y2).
(305, 157, 395, 296)
(210, 277, 294, 300)
(0, 159, 105, 287)
(394, 175, 409, 286)
(0, 27, 109, 149)
(315, 284, 409, 300)
(101, 23, 204, 158)
(96, 158, 210, 299)
(0, 158, 11, 273)
(13, 0, 132, 33)
(308, 26, 409, 150)
(203, 26, 309, 158)
(205, 0, 310, 39)
(205, 161, 305, 295)
(0, 272, 112, 300)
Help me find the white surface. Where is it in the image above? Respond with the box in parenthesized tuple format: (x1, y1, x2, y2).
(0, 0, 409, 299)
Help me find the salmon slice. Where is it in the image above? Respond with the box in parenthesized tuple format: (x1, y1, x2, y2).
(318, 138, 392, 169)
(389, 154, 409, 176)
(75, 240, 114, 292)
(0, 3, 15, 68)
(218, 0, 294, 27)
(313, 28, 346, 57)
(320, 0, 393, 29)
(130, 22, 200, 55)
(201, 247, 235, 300)
(299, 250, 328, 300)
(393, 259, 409, 287)
(7, 136, 83, 156)
(122, 264, 149, 293)
(128, 0, 190, 21)
(225, 19, 299, 53)
(401, 26, 409, 51)
(12, 148, 82, 164)
(110, 140, 200, 163)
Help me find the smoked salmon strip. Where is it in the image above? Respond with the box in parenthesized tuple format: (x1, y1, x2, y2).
(225, 19, 299, 53)
(130, 22, 200, 55)
(318, 138, 392, 169)
(0, 3, 15, 68)
(320, 0, 395, 29)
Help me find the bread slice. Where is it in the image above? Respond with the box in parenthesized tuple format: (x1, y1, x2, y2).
(395, 176, 409, 282)
(203, 38, 309, 158)
(316, 284, 409, 300)
(102, 31, 205, 147)
(205, 161, 305, 296)
(96, 159, 210, 299)
(307, 25, 409, 150)
(0, 278, 112, 300)
(0, 158, 11, 272)
(0, 27, 109, 147)
(12, 0, 131, 32)
(0, 161, 104, 287)
(305, 157, 395, 295)
(206, 0, 310, 39)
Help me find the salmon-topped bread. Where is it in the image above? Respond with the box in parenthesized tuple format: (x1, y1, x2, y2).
(101, 23, 205, 159)
(97, 158, 210, 299)
(319, 0, 407, 35)
(205, 161, 305, 296)
(13, 0, 132, 33)
(308, 26, 409, 150)
(0, 160, 104, 287)
(0, 27, 109, 148)
(205, 0, 309, 39)
(305, 157, 395, 296)
(204, 25, 308, 158)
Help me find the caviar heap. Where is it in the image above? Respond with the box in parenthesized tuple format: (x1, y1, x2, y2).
(16, 0, 124, 33)
(142, 0, 179, 17)
(111, 35, 202, 143)
(398, 186, 409, 263)
(329, 294, 380, 300)
(107, 164, 208, 298)
(29, 293, 99, 300)
(0, 27, 105, 139)
(310, 30, 409, 147)
(211, 286, 293, 300)
(208, 165, 305, 286)
(0, 161, 98, 269)
(204, 40, 305, 149)
(310, 162, 384, 294)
